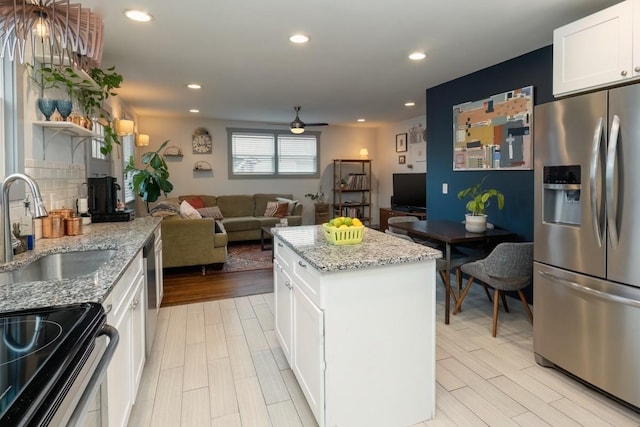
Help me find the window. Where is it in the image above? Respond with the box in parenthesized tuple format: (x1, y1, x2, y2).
(228, 128, 320, 179)
(1, 56, 20, 178)
(122, 134, 135, 203)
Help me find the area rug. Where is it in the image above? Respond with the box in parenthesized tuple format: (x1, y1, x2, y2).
(218, 242, 273, 273)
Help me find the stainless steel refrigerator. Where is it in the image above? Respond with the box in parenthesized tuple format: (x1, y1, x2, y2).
(533, 84, 640, 410)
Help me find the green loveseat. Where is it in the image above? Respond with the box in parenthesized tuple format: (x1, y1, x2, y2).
(154, 194, 303, 269)
(178, 194, 303, 242)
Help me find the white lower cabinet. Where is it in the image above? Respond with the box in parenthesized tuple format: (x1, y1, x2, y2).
(273, 235, 436, 427)
(291, 285, 324, 423)
(101, 250, 146, 427)
(274, 258, 293, 362)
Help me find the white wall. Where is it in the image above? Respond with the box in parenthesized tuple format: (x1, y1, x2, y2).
(374, 115, 427, 215)
(137, 116, 378, 225)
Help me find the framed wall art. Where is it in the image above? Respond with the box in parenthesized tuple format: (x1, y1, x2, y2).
(396, 133, 407, 152)
(398, 155, 406, 165)
(452, 85, 533, 171)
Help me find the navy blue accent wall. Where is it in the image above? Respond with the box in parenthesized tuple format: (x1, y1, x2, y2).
(426, 45, 554, 241)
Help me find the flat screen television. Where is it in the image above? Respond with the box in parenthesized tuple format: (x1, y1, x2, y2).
(392, 173, 426, 211)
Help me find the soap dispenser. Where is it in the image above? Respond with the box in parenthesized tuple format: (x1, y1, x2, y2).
(20, 195, 35, 250)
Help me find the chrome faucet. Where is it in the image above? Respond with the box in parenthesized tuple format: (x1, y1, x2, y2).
(1, 173, 48, 263)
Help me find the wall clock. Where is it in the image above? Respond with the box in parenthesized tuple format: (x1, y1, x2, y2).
(192, 127, 212, 154)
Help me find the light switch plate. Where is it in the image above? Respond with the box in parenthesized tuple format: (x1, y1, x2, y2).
(442, 183, 448, 194)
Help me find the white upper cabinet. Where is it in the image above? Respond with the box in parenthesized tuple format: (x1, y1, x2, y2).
(554, 0, 636, 96)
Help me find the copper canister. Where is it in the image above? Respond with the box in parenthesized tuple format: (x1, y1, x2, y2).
(64, 216, 82, 236)
(51, 208, 74, 219)
(42, 215, 64, 238)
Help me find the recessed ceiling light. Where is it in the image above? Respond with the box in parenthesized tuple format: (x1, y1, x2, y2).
(409, 52, 426, 61)
(187, 83, 201, 89)
(289, 34, 310, 44)
(189, 109, 200, 113)
(405, 102, 416, 107)
(124, 10, 153, 22)
(357, 118, 366, 122)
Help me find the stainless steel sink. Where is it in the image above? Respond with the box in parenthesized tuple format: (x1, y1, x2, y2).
(0, 250, 117, 285)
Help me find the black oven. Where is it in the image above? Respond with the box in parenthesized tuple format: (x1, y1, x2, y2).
(0, 303, 118, 426)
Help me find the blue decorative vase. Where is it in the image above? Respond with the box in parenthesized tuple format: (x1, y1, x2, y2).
(37, 98, 57, 121)
(55, 100, 73, 120)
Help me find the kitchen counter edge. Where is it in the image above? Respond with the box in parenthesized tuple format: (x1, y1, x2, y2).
(0, 217, 161, 313)
(272, 225, 441, 272)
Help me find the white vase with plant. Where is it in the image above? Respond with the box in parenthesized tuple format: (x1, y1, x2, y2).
(457, 176, 505, 233)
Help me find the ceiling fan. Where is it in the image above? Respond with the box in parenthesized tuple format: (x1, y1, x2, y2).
(286, 106, 329, 134)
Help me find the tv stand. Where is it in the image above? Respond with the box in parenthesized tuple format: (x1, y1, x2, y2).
(380, 207, 427, 231)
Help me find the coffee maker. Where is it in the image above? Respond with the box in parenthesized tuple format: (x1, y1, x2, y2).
(87, 177, 135, 222)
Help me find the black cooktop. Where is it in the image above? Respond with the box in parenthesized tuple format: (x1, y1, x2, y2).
(0, 302, 105, 426)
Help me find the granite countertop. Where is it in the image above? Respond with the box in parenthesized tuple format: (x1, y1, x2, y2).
(0, 217, 161, 313)
(272, 225, 442, 272)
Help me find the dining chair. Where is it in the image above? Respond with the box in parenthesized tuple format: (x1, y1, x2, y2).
(387, 215, 419, 234)
(384, 229, 414, 241)
(384, 229, 479, 306)
(456, 242, 534, 337)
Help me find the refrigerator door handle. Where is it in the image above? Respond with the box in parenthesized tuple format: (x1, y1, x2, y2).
(538, 270, 640, 308)
(606, 114, 620, 246)
(590, 116, 604, 247)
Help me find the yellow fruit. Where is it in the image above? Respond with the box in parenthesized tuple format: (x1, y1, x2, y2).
(352, 218, 362, 227)
(333, 218, 344, 227)
(339, 224, 349, 228)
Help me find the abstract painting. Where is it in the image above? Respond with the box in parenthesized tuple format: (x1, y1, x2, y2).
(452, 86, 533, 171)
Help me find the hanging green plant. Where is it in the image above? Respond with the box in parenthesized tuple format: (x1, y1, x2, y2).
(26, 62, 123, 155)
(77, 66, 123, 155)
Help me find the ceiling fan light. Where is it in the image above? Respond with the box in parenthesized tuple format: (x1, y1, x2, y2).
(290, 125, 305, 134)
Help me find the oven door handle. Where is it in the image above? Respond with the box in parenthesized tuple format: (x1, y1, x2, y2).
(67, 324, 119, 426)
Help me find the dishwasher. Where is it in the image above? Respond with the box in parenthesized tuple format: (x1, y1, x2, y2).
(143, 233, 157, 356)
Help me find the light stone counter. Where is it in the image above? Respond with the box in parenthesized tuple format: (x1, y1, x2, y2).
(272, 224, 441, 272)
(0, 217, 161, 313)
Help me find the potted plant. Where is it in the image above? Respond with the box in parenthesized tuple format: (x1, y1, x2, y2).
(126, 140, 174, 213)
(305, 186, 325, 203)
(457, 176, 504, 233)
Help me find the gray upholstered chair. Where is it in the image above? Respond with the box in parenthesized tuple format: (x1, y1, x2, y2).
(384, 229, 414, 241)
(385, 229, 480, 305)
(456, 242, 534, 337)
(387, 215, 419, 234)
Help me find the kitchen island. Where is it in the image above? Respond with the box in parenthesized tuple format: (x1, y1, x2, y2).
(272, 225, 441, 427)
(0, 217, 161, 313)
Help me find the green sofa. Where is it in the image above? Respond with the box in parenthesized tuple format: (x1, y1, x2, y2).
(178, 194, 303, 242)
(161, 216, 228, 269)
(154, 194, 303, 269)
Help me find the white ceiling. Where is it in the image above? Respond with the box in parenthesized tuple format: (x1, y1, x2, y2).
(79, 0, 619, 128)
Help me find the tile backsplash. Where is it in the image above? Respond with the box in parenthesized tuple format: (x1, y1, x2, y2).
(8, 159, 86, 240)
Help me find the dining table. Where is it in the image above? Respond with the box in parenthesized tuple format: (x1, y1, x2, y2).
(390, 219, 517, 324)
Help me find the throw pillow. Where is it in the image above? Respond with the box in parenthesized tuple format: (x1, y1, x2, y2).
(180, 200, 202, 219)
(197, 206, 224, 219)
(265, 201, 289, 218)
(185, 196, 206, 209)
(276, 197, 298, 216)
(273, 202, 289, 218)
(264, 201, 279, 217)
(149, 199, 181, 217)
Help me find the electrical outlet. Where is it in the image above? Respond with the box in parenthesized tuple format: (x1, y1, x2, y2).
(442, 183, 448, 194)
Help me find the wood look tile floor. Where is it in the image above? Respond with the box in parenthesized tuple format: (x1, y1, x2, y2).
(128, 276, 640, 427)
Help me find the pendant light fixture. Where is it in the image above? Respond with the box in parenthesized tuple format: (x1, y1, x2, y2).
(0, 0, 105, 69)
